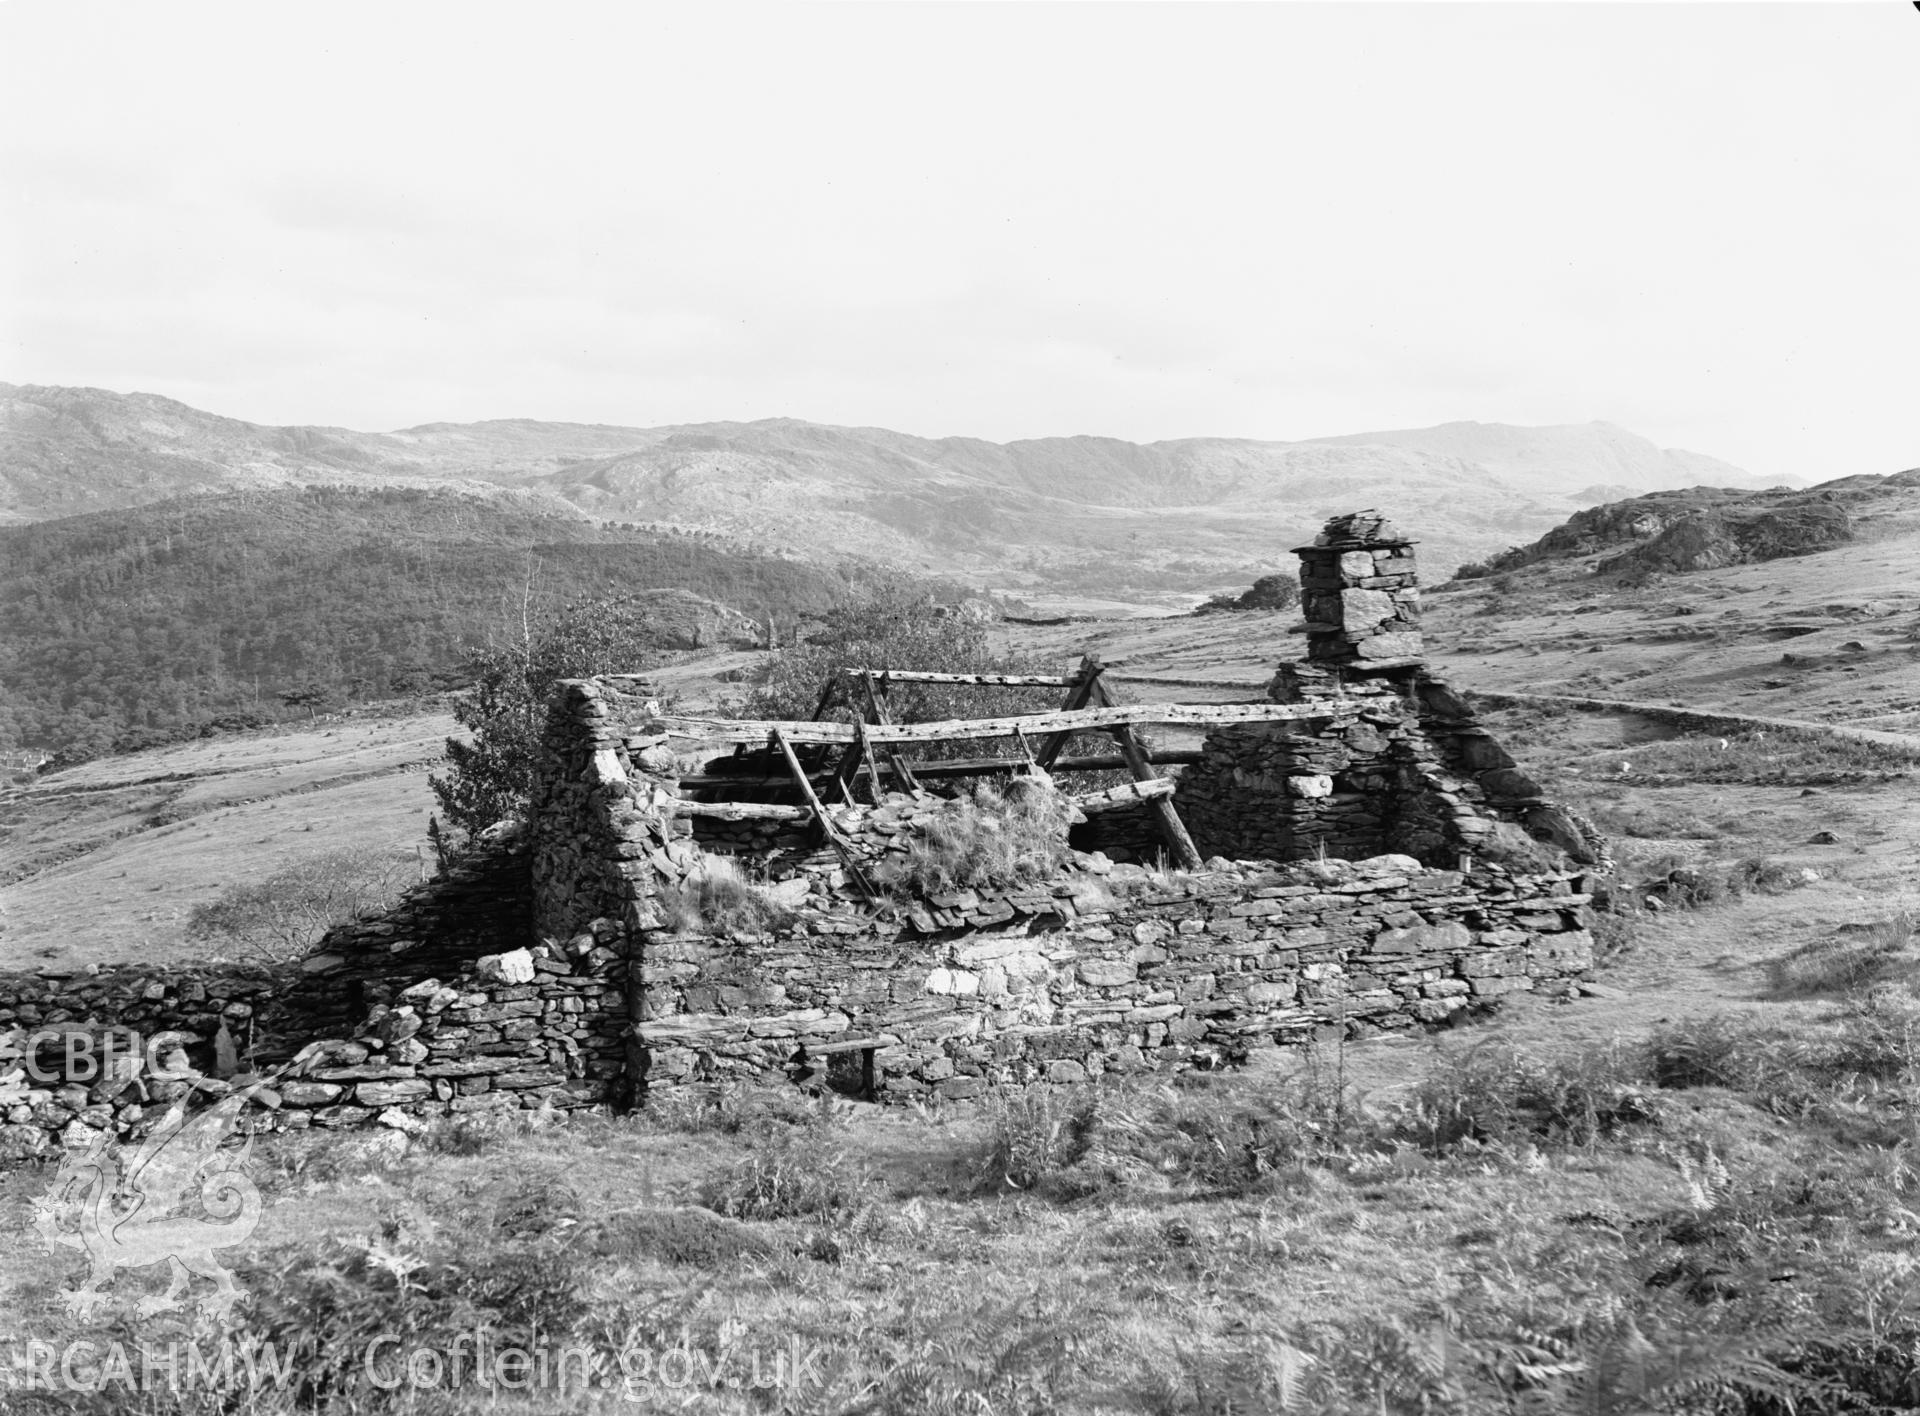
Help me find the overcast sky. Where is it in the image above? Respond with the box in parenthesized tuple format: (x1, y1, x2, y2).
(2, 2, 1915, 484)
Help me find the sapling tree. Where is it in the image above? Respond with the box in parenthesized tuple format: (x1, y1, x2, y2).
(430, 595, 672, 839)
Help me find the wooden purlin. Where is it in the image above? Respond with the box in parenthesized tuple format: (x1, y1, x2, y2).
(636, 699, 1353, 748)
(675, 747, 1207, 790)
(674, 799, 814, 822)
(673, 779, 1168, 820)
(1071, 777, 1176, 813)
(769, 729, 876, 898)
(844, 669, 1078, 688)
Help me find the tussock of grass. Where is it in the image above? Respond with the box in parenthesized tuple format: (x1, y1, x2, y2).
(976, 1060, 1369, 1202)
(1768, 912, 1917, 997)
(1584, 800, 1723, 840)
(1726, 854, 1811, 894)
(659, 853, 795, 936)
(976, 1039, 1688, 1205)
(1634, 851, 1811, 909)
(492, 1172, 583, 1239)
(697, 1136, 871, 1220)
(974, 1086, 1110, 1196)
(228, 1228, 593, 1402)
(875, 772, 1078, 897)
(1406, 1037, 1662, 1150)
(581, 1206, 780, 1267)
(637, 1079, 830, 1134)
(1646, 1013, 1778, 1091)
(1590, 908, 1640, 963)
(415, 1115, 500, 1156)
(1650, 1001, 1920, 1121)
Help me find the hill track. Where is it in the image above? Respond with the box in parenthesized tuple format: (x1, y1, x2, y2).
(1463, 688, 1920, 751)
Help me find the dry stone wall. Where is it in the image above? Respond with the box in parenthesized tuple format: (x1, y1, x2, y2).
(637, 851, 1596, 1098)
(0, 923, 629, 1159)
(0, 964, 280, 1159)
(530, 678, 682, 945)
(0, 836, 612, 1158)
(265, 927, 629, 1134)
(281, 833, 533, 1039)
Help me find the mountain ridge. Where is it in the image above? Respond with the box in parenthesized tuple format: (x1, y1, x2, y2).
(0, 381, 1801, 597)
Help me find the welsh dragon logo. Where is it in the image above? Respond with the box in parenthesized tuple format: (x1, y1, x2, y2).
(31, 1087, 264, 1321)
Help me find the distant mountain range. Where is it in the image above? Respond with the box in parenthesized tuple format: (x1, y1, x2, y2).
(0, 382, 1797, 601)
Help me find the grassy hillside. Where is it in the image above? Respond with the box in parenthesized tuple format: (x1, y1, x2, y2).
(0, 485, 855, 755)
(1422, 470, 1920, 728)
(1000, 468, 1920, 735)
(0, 711, 451, 966)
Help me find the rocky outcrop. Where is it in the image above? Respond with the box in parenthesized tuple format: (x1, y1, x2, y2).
(1469, 475, 1920, 578)
(1597, 503, 1852, 575)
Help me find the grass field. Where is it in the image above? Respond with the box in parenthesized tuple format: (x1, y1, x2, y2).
(7, 867, 1920, 1412)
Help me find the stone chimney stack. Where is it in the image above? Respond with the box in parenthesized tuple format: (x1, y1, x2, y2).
(1294, 511, 1424, 665)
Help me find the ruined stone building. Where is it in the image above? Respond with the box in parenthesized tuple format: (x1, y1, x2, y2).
(0, 513, 1605, 1152)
